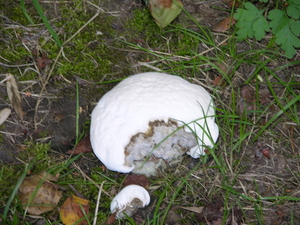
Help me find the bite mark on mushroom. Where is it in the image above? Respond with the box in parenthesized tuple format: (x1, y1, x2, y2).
(125, 119, 197, 175)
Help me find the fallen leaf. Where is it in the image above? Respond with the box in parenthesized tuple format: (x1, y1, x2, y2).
(124, 174, 150, 188)
(204, 149, 210, 155)
(67, 135, 92, 154)
(6, 73, 23, 120)
(215, 62, 229, 74)
(262, 148, 271, 159)
(212, 17, 236, 33)
(60, 195, 90, 225)
(106, 213, 116, 224)
(213, 76, 226, 87)
(36, 53, 52, 69)
(149, 0, 183, 28)
(19, 171, 62, 215)
(0, 108, 11, 126)
(223, 0, 240, 8)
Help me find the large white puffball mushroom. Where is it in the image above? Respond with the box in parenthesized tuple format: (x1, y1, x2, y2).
(110, 185, 150, 219)
(90, 72, 219, 175)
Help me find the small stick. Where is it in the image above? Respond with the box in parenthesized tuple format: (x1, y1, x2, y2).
(0, 62, 35, 68)
(93, 181, 106, 225)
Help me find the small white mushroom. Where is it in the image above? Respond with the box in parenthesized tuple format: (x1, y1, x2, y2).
(90, 72, 219, 176)
(110, 185, 150, 219)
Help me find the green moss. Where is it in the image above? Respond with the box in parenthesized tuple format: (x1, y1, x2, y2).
(124, 8, 169, 51)
(1, 0, 214, 82)
(17, 142, 61, 174)
(0, 165, 24, 196)
(7, 5, 30, 25)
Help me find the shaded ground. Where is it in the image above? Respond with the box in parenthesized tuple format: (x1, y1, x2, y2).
(1, 0, 300, 224)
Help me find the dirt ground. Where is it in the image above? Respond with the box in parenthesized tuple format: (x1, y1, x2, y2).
(1, 0, 300, 224)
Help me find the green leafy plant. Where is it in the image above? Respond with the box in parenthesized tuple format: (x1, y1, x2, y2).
(234, 0, 300, 58)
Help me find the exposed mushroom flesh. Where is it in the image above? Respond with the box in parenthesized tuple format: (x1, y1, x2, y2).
(125, 119, 197, 175)
(113, 197, 144, 219)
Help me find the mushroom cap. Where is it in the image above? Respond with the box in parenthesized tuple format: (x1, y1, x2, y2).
(90, 72, 219, 173)
(110, 184, 150, 218)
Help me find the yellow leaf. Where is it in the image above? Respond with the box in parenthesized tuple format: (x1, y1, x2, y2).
(60, 195, 90, 225)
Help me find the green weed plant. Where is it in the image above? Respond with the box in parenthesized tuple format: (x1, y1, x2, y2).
(234, 0, 300, 58)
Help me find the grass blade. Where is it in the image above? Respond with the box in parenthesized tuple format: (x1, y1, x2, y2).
(254, 94, 300, 141)
(32, 0, 62, 47)
(20, 0, 34, 24)
(2, 161, 35, 221)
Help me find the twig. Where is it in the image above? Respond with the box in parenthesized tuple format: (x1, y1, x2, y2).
(93, 181, 106, 225)
(0, 62, 34, 68)
(137, 62, 162, 71)
(0, 74, 12, 84)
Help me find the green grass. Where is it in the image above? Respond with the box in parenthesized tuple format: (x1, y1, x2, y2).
(1, 0, 299, 224)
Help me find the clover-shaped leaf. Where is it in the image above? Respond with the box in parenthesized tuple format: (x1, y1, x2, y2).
(234, 2, 269, 41)
(269, 9, 300, 58)
(287, 0, 300, 20)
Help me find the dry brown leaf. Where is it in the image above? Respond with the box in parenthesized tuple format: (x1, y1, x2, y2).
(0, 108, 11, 126)
(106, 213, 116, 224)
(36, 54, 52, 69)
(213, 76, 226, 87)
(6, 73, 23, 120)
(124, 174, 150, 188)
(212, 17, 236, 33)
(262, 148, 271, 159)
(60, 195, 90, 225)
(19, 171, 62, 215)
(67, 135, 92, 154)
(223, 0, 240, 8)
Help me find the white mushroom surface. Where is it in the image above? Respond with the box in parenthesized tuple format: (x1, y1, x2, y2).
(110, 185, 150, 219)
(90, 72, 219, 175)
